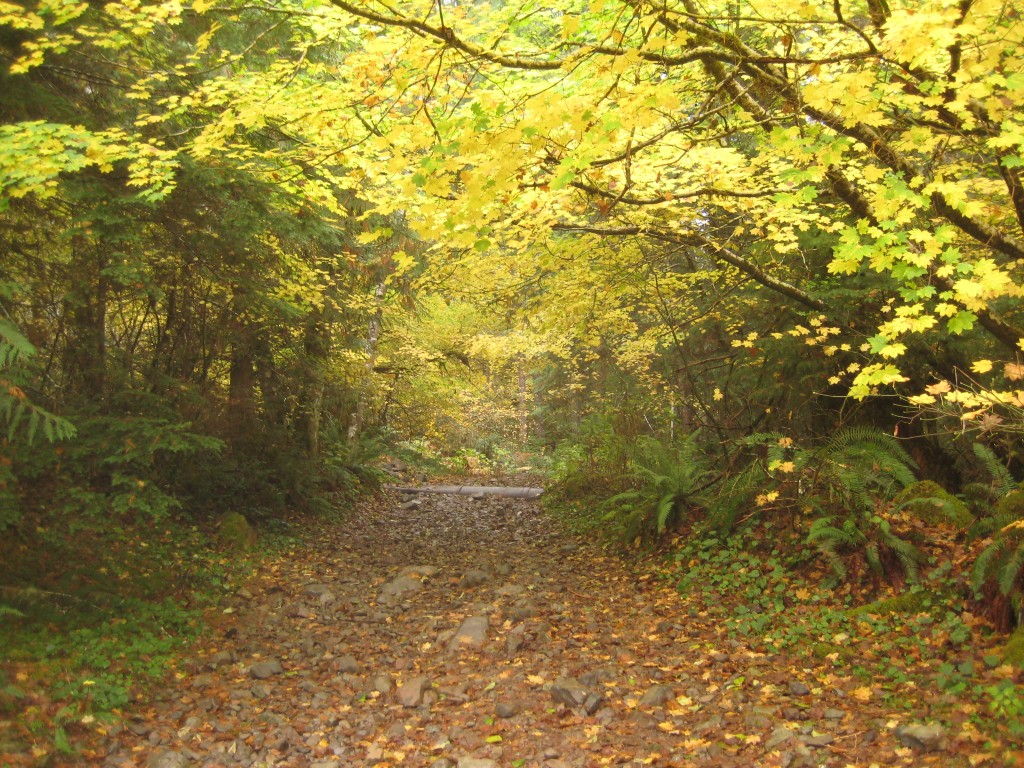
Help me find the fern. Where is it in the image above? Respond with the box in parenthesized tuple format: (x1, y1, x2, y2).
(820, 427, 917, 507)
(595, 432, 711, 542)
(807, 510, 924, 585)
(0, 319, 76, 445)
(971, 521, 1024, 627)
(971, 443, 1017, 499)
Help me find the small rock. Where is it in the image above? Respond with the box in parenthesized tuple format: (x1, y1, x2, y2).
(895, 723, 946, 752)
(783, 706, 808, 721)
(146, 750, 190, 768)
(459, 569, 491, 588)
(372, 674, 392, 694)
(788, 680, 811, 696)
(249, 660, 283, 679)
(457, 758, 497, 768)
(337, 655, 361, 674)
(802, 733, 834, 747)
(430, 759, 455, 768)
(380, 576, 423, 598)
(638, 684, 675, 707)
(448, 616, 489, 651)
(495, 701, 520, 718)
(509, 599, 539, 621)
(766, 727, 795, 750)
(208, 650, 236, 667)
(303, 583, 332, 597)
(286, 603, 313, 618)
(496, 584, 527, 597)
(583, 692, 603, 715)
(191, 673, 214, 689)
(236, 588, 254, 600)
(396, 676, 431, 707)
(824, 708, 846, 720)
(400, 565, 440, 578)
(495, 563, 513, 577)
(550, 677, 588, 708)
(400, 499, 422, 510)
(318, 590, 336, 605)
(387, 722, 408, 741)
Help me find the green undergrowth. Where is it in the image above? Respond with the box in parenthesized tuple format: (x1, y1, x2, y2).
(668, 526, 1024, 743)
(0, 517, 296, 762)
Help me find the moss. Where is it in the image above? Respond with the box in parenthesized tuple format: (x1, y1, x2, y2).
(217, 512, 256, 552)
(1003, 624, 1024, 668)
(995, 489, 1024, 521)
(809, 641, 855, 663)
(894, 480, 974, 529)
(846, 590, 933, 617)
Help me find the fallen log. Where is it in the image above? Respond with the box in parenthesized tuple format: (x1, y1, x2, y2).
(385, 484, 544, 499)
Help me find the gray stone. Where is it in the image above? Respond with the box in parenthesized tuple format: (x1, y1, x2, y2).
(802, 733, 834, 747)
(782, 706, 808, 720)
(550, 677, 588, 708)
(766, 727, 795, 750)
(509, 599, 539, 621)
(448, 616, 489, 651)
(788, 680, 811, 696)
(693, 714, 724, 732)
(318, 590, 336, 605)
(495, 563, 513, 577)
(303, 583, 332, 597)
(208, 650, 236, 667)
(583, 692, 604, 715)
(638, 684, 675, 707)
(430, 760, 455, 768)
(372, 674, 392, 694)
(399, 499, 422, 510)
(146, 751, 190, 768)
(286, 603, 313, 618)
(400, 565, 440, 578)
(895, 724, 946, 752)
(824, 708, 846, 720)
(457, 759, 498, 768)
(495, 701, 521, 718)
(396, 676, 431, 707)
(381, 576, 423, 598)
(496, 584, 527, 597)
(249, 660, 283, 679)
(459, 569, 491, 588)
(337, 655, 361, 674)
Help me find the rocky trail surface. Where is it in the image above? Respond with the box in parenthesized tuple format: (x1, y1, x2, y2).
(108, 484, 964, 768)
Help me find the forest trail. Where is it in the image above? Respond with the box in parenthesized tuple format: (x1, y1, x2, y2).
(107, 484, 950, 768)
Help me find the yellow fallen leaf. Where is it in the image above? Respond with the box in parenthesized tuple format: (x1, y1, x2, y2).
(851, 685, 872, 702)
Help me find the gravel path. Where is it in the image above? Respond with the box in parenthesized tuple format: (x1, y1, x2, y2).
(106, 485, 958, 768)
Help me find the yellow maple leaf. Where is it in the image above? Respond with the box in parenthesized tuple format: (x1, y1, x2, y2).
(850, 685, 872, 702)
(971, 359, 994, 374)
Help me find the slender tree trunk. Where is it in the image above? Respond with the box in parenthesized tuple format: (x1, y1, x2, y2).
(65, 240, 107, 401)
(347, 279, 387, 444)
(517, 357, 529, 448)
